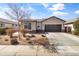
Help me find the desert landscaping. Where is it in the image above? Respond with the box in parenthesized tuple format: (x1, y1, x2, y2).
(0, 31, 49, 45)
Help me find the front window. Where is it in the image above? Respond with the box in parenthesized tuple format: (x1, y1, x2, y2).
(24, 23, 31, 29)
(28, 23, 31, 29)
(24, 25, 27, 28)
(12, 24, 14, 27)
(0, 23, 5, 27)
(15, 24, 17, 27)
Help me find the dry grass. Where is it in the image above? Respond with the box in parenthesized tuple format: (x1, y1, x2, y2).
(28, 34, 49, 45)
(0, 35, 11, 45)
(0, 34, 49, 45)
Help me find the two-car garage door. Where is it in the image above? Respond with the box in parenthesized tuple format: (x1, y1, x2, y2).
(45, 25, 62, 32)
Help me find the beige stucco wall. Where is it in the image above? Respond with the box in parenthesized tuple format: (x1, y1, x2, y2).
(23, 21, 36, 31)
(42, 18, 65, 30)
(22, 17, 65, 31)
(0, 22, 12, 28)
(37, 22, 42, 30)
(5, 23, 12, 28)
(0, 22, 18, 29)
(64, 24, 74, 31)
(5, 23, 18, 29)
(31, 22, 36, 31)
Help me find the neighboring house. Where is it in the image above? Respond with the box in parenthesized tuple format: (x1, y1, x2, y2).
(0, 18, 18, 29)
(64, 19, 77, 33)
(19, 16, 65, 32)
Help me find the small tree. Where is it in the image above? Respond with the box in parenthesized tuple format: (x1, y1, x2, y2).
(4, 4, 31, 40)
(73, 18, 79, 35)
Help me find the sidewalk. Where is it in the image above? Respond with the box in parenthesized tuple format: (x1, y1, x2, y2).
(0, 45, 57, 56)
(0, 45, 79, 56)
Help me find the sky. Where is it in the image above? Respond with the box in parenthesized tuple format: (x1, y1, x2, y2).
(0, 3, 79, 21)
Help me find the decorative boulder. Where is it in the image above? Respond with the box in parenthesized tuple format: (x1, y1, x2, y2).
(25, 33, 32, 37)
(12, 32, 19, 37)
(11, 38, 19, 45)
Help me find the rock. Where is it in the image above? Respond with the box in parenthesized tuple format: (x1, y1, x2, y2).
(11, 38, 19, 45)
(25, 33, 32, 37)
(41, 35, 46, 37)
(12, 32, 19, 37)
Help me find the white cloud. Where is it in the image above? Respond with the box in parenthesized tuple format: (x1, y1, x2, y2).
(49, 3, 65, 11)
(27, 7, 35, 12)
(31, 12, 47, 19)
(53, 11, 68, 16)
(42, 3, 50, 8)
(0, 5, 35, 21)
(0, 9, 18, 22)
(0, 7, 10, 19)
(21, 6, 35, 13)
(0, 11, 8, 19)
(75, 10, 79, 14)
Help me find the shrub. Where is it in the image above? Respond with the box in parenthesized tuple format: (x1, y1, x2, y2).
(73, 31, 79, 35)
(19, 28, 27, 33)
(31, 35, 35, 37)
(41, 35, 46, 37)
(73, 18, 79, 35)
(28, 37, 49, 45)
(5, 39, 9, 41)
(11, 38, 19, 45)
(0, 28, 6, 35)
(5, 28, 15, 38)
(26, 37, 30, 40)
(28, 41, 33, 44)
(36, 37, 49, 46)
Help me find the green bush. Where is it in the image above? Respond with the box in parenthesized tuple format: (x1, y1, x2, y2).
(73, 18, 79, 35)
(0, 28, 6, 35)
(73, 31, 79, 35)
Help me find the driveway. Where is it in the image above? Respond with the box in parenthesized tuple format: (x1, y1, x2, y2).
(46, 32, 79, 56)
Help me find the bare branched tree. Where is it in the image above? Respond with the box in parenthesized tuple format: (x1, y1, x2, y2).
(4, 4, 31, 41)
(5, 4, 31, 20)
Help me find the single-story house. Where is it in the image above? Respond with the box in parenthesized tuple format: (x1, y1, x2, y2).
(64, 19, 77, 33)
(0, 18, 18, 29)
(19, 16, 66, 32)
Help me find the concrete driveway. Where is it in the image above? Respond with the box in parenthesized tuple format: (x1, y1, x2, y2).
(46, 32, 79, 56)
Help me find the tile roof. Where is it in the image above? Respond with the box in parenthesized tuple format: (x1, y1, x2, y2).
(20, 16, 65, 22)
(0, 18, 18, 24)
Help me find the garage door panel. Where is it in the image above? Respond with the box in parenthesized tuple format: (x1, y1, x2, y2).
(45, 25, 61, 32)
